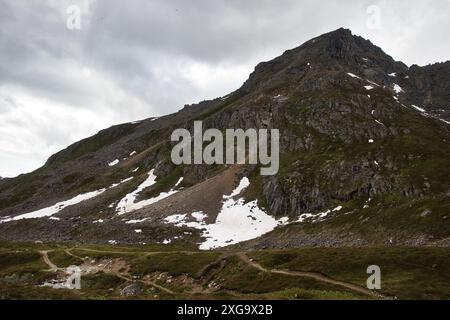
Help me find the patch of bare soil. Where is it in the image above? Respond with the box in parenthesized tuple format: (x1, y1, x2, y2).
(79, 257, 131, 276)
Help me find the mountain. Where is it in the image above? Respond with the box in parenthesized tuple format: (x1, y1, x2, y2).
(1, 28, 449, 249)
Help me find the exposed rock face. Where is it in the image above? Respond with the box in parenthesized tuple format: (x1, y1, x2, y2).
(405, 62, 450, 120)
(0, 28, 449, 247)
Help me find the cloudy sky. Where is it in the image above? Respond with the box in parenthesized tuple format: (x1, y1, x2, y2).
(0, 0, 449, 177)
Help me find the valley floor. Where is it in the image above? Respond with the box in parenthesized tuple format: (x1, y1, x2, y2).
(0, 241, 448, 300)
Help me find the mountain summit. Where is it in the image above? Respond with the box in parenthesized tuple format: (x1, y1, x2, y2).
(1, 29, 449, 249)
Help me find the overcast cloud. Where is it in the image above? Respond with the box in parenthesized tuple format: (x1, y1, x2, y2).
(0, 0, 449, 177)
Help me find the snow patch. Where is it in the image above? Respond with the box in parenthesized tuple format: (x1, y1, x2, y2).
(366, 80, 380, 87)
(108, 159, 119, 167)
(388, 72, 396, 77)
(0, 177, 130, 223)
(115, 169, 157, 215)
(191, 211, 207, 222)
(136, 184, 181, 208)
(164, 214, 187, 224)
(277, 217, 290, 225)
(110, 177, 133, 188)
(409, 105, 450, 125)
(411, 104, 426, 112)
(164, 177, 288, 250)
(274, 94, 287, 100)
(125, 218, 148, 224)
(223, 177, 250, 199)
(174, 177, 184, 187)
(393, 84, 404, 94)
(199, 198, 285, 250)
(364, 85, 374, 90)
(297, 205, 342, 223)
(363, 198, 371, 209)
(347, 72, 361, 79)
(297, 211, 328, 222)
(440, 118, 450, 125)
(116, 171, 183, 215)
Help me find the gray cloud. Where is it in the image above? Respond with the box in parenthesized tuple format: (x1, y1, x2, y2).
(0, 0, 449, 177)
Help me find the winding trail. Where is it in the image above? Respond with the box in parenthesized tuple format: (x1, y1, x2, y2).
(108, 270, 175, 295)
(236, 252, 388, 299)
(64, 248, 81, 260)
(70, 247, 196, 256)
(39, 249, 175, 295)
(40, 250, 59, 272)
(40, 248, 389, 299)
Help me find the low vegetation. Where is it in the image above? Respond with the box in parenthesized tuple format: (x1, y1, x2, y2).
(0, 242, 448, 300)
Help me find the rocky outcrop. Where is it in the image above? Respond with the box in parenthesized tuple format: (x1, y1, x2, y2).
(405, 62, 450, 120)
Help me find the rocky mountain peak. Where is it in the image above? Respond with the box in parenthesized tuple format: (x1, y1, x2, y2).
(318, 27, 356, 57)
(241, 28, 408, 95)
(0, 29, 449, 249)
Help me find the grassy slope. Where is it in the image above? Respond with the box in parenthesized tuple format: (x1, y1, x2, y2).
(0, 242, 448, 300)
(243, 94, 450, 241)
(249, 247, 450, 299)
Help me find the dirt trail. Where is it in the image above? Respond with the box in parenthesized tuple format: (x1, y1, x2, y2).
(40, 250, 59, 272)
(108, 270, 175, 295)
(40, 249, 175, 295)
(69, 248, 142, 255)
(236, 252, 388, 299)
(40, 248, 388, 298)
(71, 247, 197, 256)
(64, 248, 82, 259)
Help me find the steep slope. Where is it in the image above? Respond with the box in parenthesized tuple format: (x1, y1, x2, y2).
(403, 61, 450, 120)
(1, 28, 449, 248)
